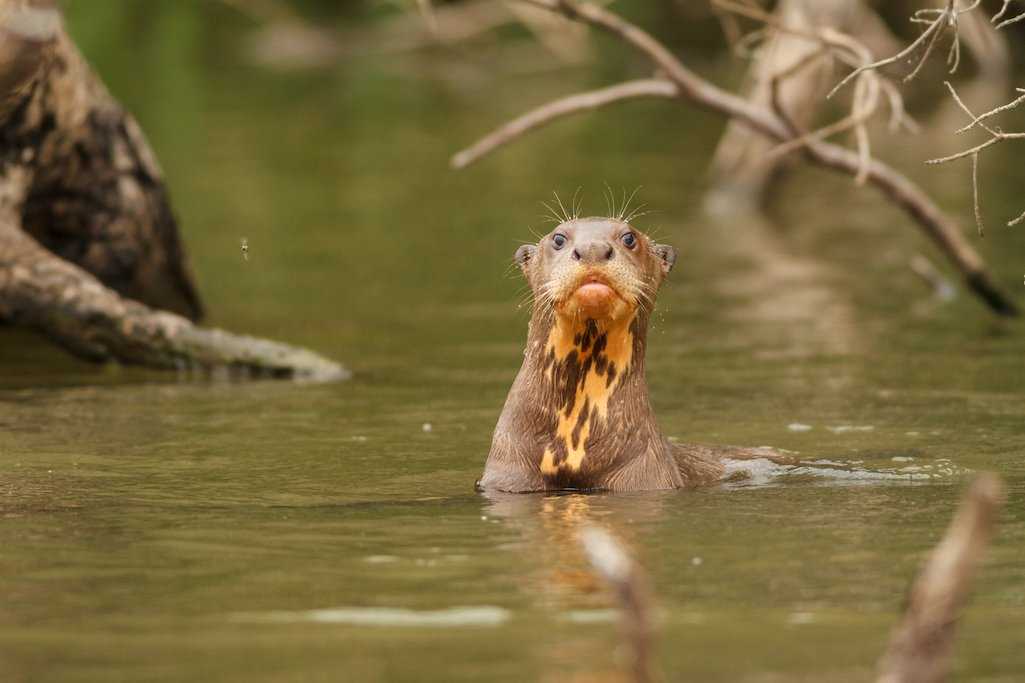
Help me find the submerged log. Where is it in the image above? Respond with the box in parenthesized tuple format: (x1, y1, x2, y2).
(0, 0, 347, 380)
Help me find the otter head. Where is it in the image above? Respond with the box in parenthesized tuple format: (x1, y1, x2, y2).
(516, 218, 676, 324)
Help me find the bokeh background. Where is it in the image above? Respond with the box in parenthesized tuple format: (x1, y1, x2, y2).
(1, 2, 1024, 681)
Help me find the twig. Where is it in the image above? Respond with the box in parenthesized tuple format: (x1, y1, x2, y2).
(579, 526, 654, 683)
(971, 151, 983, 236)
(876, 473, 1004, 683)
(926, 135, 1002, 166)
(450, 79, 678, 169)
(994, 9, 1025, 29)
(955, 88, 1025, 135)
(828, 0, 993, 98)
(928, 83, 1025, 230)
(992, 0, 1015, 23)
(828, 3, 946, 97)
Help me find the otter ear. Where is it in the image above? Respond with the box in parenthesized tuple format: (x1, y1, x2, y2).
(654, 243, 676, 274)
(514, 244, 537, 273)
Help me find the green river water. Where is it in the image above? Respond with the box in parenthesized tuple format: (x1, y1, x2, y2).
(2, 4, 1025, 681)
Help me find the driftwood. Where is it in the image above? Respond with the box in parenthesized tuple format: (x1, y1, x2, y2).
(0, 1, 347, 380)
(453, 0, 1018, 317)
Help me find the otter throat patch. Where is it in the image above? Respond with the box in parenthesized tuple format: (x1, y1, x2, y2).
(539, 316, 634, 475)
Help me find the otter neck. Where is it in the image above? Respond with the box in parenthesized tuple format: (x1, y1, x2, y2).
(523, 307, 653, 476)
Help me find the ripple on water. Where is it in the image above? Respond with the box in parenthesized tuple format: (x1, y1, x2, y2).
(561, 609, 618, 624)
(231, 606, 511, 627)
(721, 457, 971, 488)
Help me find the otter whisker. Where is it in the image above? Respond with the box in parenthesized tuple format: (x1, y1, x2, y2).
(514, 282, 533, 298)
(534, 283, 559, 312)
(618, 186, 642, 222)
(517, 293, 538, 310)
(571, 186, 584, 220)
(552, 191, 573, 223)
(506, 267, 529, 282)
(623, 204, 654, 224)
(540, 201, 565, 225)
(603, 181, 617, 220)
(645, 225, 665, 241)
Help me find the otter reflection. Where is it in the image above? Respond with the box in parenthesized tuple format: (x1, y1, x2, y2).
(480, 489, 671, 597)
(480, 489, 670, 679)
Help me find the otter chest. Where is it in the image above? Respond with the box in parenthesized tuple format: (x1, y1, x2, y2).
(538, 319, 633, 478)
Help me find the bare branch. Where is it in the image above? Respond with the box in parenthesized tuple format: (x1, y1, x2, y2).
(993, 0, 1015, 23)
(955, 89, 1025, 134)
(929, 83, 1025, 229)
(876, 473, 1005, 683)
(451, 79, 678, 169)
(826, 0, 995, 98)
(994, 10, 1025, 29)
(945, 81, 1001, 136)
(971, 151, 983, 236)
(925, 135, 1002, 165)
(827, 6, 946, 98)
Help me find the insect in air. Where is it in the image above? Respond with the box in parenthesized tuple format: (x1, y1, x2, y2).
(240, 238, 249, 261)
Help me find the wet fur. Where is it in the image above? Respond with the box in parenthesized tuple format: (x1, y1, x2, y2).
(479, 217, 777, 493)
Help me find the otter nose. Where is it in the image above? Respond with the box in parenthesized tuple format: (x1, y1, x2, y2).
(571, 241, 614, 263)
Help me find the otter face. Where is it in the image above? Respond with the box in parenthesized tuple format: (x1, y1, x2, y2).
(516, 218, 676, 323)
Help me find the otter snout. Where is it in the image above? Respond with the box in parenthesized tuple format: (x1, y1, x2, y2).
(571, 240, 614, 263)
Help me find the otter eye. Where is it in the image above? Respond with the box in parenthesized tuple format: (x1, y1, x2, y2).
(621, 232, 637, 249)
(552, 233, 568, 250)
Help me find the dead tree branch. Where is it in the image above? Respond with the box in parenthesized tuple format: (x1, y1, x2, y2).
(451, 79, 678, 169)
(876, 473, 1005, 683)
(454, 0, 1018, 316)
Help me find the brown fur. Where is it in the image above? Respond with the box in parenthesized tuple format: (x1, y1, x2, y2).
(478, 217, 780, 493)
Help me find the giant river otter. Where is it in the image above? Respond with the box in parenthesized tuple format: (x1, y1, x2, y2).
(479, 216, 781, 493)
